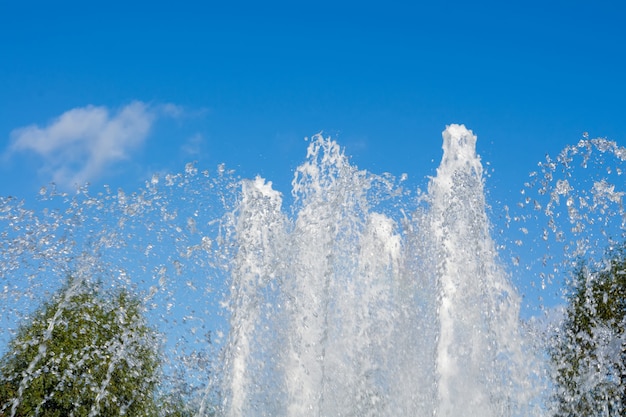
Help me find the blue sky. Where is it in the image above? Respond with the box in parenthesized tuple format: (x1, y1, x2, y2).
(2, 0, 624, 196)
(1, 1, 625, 309)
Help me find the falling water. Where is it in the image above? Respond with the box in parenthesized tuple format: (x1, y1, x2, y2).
(219, 125, 538, 416)
(429, 126, 527, 416)
(2, 124, 624, 416)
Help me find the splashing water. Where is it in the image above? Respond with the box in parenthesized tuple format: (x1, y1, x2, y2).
(509, 136, 626, 302)
(1, 124, 624, 416)
(429, 126, 529, 417)
(218, 125, 540, 416)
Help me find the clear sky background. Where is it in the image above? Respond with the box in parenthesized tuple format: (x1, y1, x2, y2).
(1, 1, 625, 312)
(2, 0, 624, 198)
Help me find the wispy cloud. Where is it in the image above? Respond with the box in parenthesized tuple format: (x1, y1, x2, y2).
(7, 101, 160, 189)
(181, 133, 207, 157)
(160, 102, 185, 118)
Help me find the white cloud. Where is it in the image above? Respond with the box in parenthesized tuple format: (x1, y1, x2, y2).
(160, 102, 185, 118)
(181, 133, 206, 156)
(8, 101, 156, 189)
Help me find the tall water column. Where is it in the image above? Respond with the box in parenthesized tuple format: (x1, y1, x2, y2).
(429, 124, 525, 417)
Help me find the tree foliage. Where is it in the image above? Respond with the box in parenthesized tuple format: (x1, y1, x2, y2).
(551, 245, 626, 416)
(0, 277, 161, 416)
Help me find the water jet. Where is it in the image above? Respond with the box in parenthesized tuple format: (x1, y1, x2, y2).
(2, 125, 625, 416)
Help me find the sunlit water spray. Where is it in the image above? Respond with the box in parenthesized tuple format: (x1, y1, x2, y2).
(1, 125, 624, 416)
(497, 135, 626, 328)
(219, 125, 539, 416)
(429, 126, 529, 416)
(507, 135, 626, 416)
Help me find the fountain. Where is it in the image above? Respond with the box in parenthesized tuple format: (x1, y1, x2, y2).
(1, 124, 624, 416)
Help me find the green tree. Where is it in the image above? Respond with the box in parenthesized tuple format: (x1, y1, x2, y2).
(551, 245, 626, 416)
(0, 277, 161, 417)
